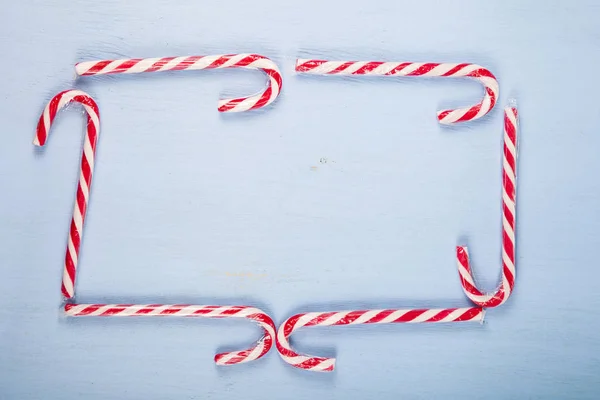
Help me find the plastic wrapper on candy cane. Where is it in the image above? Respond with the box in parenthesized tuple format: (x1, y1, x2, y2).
(456, 105, 519, 308)
(35, 89, 277, 366)
(295, 58, 498, 124)
(75, 54, 282, 112)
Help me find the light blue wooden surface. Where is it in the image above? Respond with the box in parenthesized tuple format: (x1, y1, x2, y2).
(1, 1, 600, 398)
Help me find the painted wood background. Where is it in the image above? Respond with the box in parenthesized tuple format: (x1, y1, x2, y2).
(1, 1, 599, 398)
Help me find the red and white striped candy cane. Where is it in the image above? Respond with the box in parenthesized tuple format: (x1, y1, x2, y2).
(295, 59, 498, 125)
(277, 307, 484, 372)
(34, 89, 100, 299)
(75, 54, 282, 112)
(65, 304, 276, 365)
(457, 105, 519, 307)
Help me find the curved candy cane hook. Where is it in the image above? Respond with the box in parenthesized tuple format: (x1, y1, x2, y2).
(34, 89, 100, 299)
(36, 90, 276, 365)
(277, 307, 484, 372)
(457, 105, 519, 307)
(75, 54, 282, 112)
(296, 59, 498, 125)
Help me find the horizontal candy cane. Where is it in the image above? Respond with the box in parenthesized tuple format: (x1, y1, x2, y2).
(296, 59, 498, 125)
(34, 90, 100, 299)
(75, 54, 282, 112)
(65, 304, 276, 365)
(457, 105, 519, 307)
(277, 307, 484, 372)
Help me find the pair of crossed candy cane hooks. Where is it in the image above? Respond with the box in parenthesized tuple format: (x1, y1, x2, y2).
(37, 53, 517, 371)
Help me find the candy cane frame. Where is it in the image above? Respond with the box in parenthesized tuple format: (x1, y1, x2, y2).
(296, 59, 498, 125)
(75, 54, 282, 112)
(35, 89, 276, 365)
(277, 307, 484, 372)
(457, 105, 519, 307)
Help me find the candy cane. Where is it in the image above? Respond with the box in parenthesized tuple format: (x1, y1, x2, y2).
(65, 304, 276, 365)
(34, 89, 100, 299)
(457, 105, 519, 307)
(277, 307, 484, 372)
(36, 90, 277, 365)
(295, 59, 498, 125)
(75, 54, 282, 112)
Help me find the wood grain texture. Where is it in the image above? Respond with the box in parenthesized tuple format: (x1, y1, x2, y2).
(1, 0, 600, 398)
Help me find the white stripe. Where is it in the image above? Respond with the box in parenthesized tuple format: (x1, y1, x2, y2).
(67, 236, 78, 266)
(503, 158, 516, 185)
(503, 214, 515, 243)
(320, 311, 350, 326)
(379, 309, 409, 323)
(503, 191, 516, 217)
(504, 132, 516, 158)
(62, 272, 74, 297)
(397, 62, 424, 75)
(445, 63, 480, 77)
(437, 108, 468, 124)
(350, 310, 382, 324)
(506, 108, 518, 128)
(72, 202, 84, 233)
(502, 248, 516, 276)
(79, 172, 89, 203)
(409, 309, 440, 323)
(424, 63, 460, 76)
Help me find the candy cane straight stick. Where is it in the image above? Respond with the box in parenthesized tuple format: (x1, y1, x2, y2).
(75, 54, 282, 112)
(65, 304, 276, 365)
(34, 90, 100, 299)
(296, 59, 498, 125)
(457, 105, 519, 307)
(277, 307, 484, 372)
(36, 90, 276, 365)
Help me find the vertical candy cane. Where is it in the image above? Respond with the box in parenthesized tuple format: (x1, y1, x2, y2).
(457, 105, 519, 307)
(295, 59, 498, 125)
(277, 307, 484, 372)
(75, 54, 282, 112)
(65, 304, 276, 365)
(34, 90, 100, 299)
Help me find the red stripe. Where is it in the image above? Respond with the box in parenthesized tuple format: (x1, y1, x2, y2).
(229, 54, 262, 68)
(405, 63, 440, 76)
(392, 309, 427, 322)
(502, 200, 515, 231)
(362, 309, 395, 324)
(146, 57, 177, 73)
(385, 62, 412, 75)
(437, 110, 452, 121)
(453, 308, 482, 321)
(330, 62, 355, 74)
(171, 56, 203, 71)
(426, 308, 455, 322)
(113, 59, 142, 73)
(206, 55, 231, 69)
(466, 68, 496, 80)
(101, 307, 127, 316)
(76, 305, 102, 315)
(295, 59, 326, 72)
(81, 60, 113, 75)
(305, 312, 337, 327)
(454, 104, 482, 123)
(354, 62, 384, 74)
(442, 63, 470, 76)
